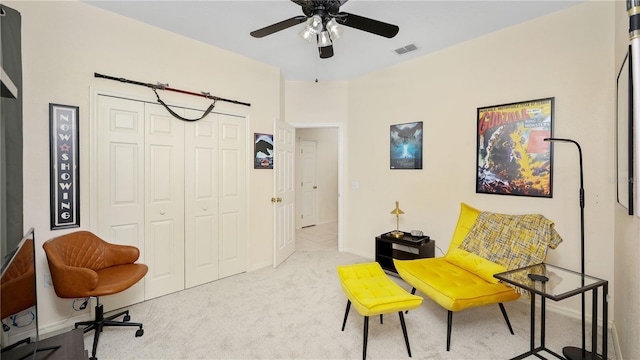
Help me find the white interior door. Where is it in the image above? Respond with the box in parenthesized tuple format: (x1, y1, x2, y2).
(95, 95, 146, 310)
(218, 114, 247, 278)
(184, 111, 219, 288)
(143, 103, 185, 299)
(299, 139, 317, 228)
(273, 119, 295, 267)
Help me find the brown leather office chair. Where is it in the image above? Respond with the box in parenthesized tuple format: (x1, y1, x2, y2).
(43, 231, 148, 360)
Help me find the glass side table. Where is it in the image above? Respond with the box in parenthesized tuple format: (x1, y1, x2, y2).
(494, 263, 608, 360)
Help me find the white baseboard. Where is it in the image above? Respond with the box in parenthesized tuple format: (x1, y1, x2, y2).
(38, 312, 91, 340)
(611, 322, 622, 360)
(248, 261, 271, 272)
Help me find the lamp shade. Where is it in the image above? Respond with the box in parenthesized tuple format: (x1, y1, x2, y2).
(326, 18, 343, 39)
(299, 27, 315, 42)
(318, 31, 332, 47)
(390, 201, 404, 215)
(308, 15, 323, 33)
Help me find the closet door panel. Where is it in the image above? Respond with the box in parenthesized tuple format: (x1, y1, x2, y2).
(96, 95, 145, 310)
(218, 114, 247, 278)
(144, 104, 185, 299)
(185, 112, 219, 288)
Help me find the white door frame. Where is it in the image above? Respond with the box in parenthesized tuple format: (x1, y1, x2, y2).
(289, 123, 344, 252)
(299, 139, 317, 228)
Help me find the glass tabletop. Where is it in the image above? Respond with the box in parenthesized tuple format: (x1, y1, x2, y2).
(494, 263, 607, 301)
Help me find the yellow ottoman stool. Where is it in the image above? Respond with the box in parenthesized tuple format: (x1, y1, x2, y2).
(337, 262, 423, 359)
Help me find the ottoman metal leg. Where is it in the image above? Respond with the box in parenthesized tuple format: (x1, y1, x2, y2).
(399, 311, 412, 357)
(363, 316, 369, 360)
(342, 300, 351, 331)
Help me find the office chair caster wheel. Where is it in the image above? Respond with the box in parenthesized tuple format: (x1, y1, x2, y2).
(136, 328, 144, 337)
(90, 356, 97, 360)
(123, 314, 131, 322)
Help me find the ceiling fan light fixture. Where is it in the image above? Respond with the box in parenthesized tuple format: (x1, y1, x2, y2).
(326, 18, 342, 39)
(299, 27, 315, 42)
(317, 31, 332, 47)
(308, 15, 323, 33)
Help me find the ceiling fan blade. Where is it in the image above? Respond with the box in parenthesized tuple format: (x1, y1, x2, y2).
(250, 16, 307, 38)
(319, 45, 334, 59)
(290, 0, 316, 15)
(336, 12, 399, 38)
(290, 0, 313, 8)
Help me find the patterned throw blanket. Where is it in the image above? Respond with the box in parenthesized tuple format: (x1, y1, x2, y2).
(459, 212, 563, 274)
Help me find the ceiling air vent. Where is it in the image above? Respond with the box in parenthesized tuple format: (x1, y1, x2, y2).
(394, 43, 418, 55)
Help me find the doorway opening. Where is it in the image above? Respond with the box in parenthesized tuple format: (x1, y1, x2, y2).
(291, 124, 343, 253)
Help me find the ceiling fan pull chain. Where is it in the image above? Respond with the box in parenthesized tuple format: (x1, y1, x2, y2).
(153, 88, 217, 122)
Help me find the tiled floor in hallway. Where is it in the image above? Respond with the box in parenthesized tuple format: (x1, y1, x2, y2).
(295, 222, 337, 252)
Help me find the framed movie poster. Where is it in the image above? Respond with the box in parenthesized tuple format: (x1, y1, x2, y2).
(476, 97, 554, 197)
(49, 103, 80, 229)
(254, 133, 273, 169)
(390, 121, 423, 169)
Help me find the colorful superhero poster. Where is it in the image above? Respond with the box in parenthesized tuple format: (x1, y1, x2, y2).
(254, 133, 273, 169)
(476, 98, 554, 197)
(390, 121, 423, 169)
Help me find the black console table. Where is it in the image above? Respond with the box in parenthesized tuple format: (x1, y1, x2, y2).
(2, 329, 88, 360)
(375, 232, 434, 273)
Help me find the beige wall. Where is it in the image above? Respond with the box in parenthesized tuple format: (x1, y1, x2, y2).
(614, 0, 640, 359)
(346, 0, 615, 320)
(7, 0, 281, 330)
(8, 0, 640, 358)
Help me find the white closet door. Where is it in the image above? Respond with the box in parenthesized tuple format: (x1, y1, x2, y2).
(95, 95, 146, 309)
(143, 103, 185, 299)
(218, 114, 247, 278)
(184, 111, 219, 288)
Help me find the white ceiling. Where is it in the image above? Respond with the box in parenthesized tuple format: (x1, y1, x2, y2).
(85, 0, 584, 82)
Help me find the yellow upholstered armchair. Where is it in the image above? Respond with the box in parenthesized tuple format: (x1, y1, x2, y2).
(43, 231, 148, 360)
(394, 203, 562, 351)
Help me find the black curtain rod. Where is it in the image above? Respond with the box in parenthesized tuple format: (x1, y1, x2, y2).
(94, 72, 251, 107)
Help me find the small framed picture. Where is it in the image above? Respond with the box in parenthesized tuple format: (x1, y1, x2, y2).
(390, 121, 423, 169)
(254, 133, 273, 169)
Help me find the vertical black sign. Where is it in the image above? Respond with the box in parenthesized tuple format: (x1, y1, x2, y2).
(49, 103, 80, 229)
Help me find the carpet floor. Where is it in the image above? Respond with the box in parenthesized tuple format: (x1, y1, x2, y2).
(85, 224, 615, 360)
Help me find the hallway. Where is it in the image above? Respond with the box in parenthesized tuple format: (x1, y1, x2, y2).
(295, 222, 337, 252)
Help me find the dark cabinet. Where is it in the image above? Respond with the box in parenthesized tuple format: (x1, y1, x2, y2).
(375, 232, 434, 273)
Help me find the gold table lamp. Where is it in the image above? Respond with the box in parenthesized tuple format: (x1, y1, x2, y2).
(390, 201, 405, 238)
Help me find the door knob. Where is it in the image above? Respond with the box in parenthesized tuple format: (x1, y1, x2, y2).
(277, 197, 282, 202)
(160, 210, 166, 215)
(271, 197, 277, 203)
(313, 186, 317, 189)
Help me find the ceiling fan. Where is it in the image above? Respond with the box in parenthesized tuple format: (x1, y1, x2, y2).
(250, 0, 399, 59)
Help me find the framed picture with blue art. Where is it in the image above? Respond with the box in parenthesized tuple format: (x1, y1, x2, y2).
(254, 133, 273, 169)
(390, 121, 423, 169)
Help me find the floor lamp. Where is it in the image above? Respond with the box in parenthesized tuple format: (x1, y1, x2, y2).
(544, 137, 601, 360)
